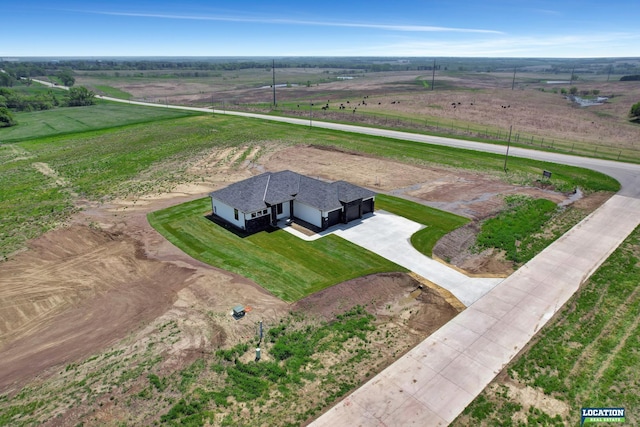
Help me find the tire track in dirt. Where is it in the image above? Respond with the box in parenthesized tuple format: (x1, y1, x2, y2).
(32, 161, 78, 197)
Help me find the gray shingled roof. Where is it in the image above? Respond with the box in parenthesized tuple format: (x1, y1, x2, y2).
(210, 170, 375, 213)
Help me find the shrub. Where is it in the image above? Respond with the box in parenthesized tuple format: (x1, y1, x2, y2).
(0, 106, 17, 127)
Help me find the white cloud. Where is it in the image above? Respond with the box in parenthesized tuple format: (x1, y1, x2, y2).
(89, 10, 503, 34)
(359, 32, 640, 57)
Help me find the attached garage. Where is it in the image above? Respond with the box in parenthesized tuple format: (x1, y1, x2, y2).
(326, 208, 342, 227)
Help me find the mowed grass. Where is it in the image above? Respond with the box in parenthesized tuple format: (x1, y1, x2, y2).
(0, 101, 200, 142)
(92, 85, 132, 99)
(376, 194, 470, 256)
(148, 198, 406, 302)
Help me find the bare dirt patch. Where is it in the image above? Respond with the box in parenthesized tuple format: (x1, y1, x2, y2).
(293, 272, 462, 337)
(433, 222, 515, 276)
(0, 143, 598, 409)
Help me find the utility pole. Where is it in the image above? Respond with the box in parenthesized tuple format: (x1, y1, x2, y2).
(511, 67, 517, 90)
(431, 59, 436, 91)
(504, 125, 512, 172)
(272, 59, 276, 107)
(309, 101, 313, 128)
(569, 65, 575, 86)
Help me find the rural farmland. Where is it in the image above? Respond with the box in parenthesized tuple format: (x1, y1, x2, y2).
(0, 57, 639, 426)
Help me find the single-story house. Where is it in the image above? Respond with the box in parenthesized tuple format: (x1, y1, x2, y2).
(209, 170, 376, 233)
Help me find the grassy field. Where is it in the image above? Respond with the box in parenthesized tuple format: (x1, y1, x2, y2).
(453, 225, 640, 426)
(476, 195, 558, 263)
(148, 197, 405, 301)
(0, 104, 619, 260)
(376, 194, 470, 256)
(0, 101, 200, 142)
(92, 85, 132, 99)
(71, 65, 640, 163)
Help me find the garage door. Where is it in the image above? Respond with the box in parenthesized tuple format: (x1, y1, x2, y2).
(362, 198, 374, 214)
(327, 209, 341, 227)
(346, 204, 360, 222)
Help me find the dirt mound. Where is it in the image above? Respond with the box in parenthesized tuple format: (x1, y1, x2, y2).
(293, 272, 462, 336)
(433, 221, 515, 276)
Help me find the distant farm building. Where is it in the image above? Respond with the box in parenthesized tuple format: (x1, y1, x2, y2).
(209, 171, 376, 233)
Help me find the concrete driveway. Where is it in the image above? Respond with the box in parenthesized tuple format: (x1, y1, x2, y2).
(333, 211, 503, 306)
(282, 210, 504, 307)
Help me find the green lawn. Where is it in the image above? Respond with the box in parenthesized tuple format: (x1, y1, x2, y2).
(148, 198, 406, 302)
(0, 101, 201, 142)
(376, 194, 470, 256)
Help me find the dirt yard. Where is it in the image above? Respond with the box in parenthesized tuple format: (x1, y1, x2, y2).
(0, 143, 596, 415)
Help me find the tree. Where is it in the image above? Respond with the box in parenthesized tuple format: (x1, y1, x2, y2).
(630, 101, 640, 122)
(0, 107, 17, 127)
(56, 69, 75, 87)
(569, 86, 578, 95)
(66, 86, 95, 106)
(0, 72, 15, 87)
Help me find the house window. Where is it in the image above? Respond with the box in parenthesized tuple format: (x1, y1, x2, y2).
(263, 209, 268, 215)
(234, 209, 239, 221)
(251, 213, 256, 218)
(276, 203, 283, 215)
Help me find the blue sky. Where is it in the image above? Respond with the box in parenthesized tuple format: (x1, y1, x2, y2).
(3, 0, 639, 57)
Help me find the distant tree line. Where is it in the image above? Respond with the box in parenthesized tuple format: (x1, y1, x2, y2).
(0, 65, 75, 87)
(2, 58, 639, 77)
(0, 85, 95, 127)
(0, 87, 60, 111)
(620, 75, 640, 81)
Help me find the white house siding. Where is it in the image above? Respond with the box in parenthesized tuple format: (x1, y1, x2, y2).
(293, 201, 322, 228)
(212, 198, 246, 229)
(276, 202, 291, 220)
